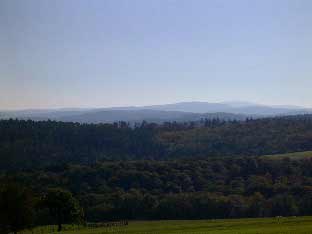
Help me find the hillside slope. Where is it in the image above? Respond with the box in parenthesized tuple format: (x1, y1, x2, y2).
(1, 115, 312, 169)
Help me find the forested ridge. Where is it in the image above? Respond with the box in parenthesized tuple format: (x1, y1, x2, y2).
(1, 116, 312, 224)
(1, 115, 312, 169)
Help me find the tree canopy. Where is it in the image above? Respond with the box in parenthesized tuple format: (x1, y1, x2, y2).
(1, 115, 312, 170)
(5, 156, 312, 222)
(42, 189, 83, 231)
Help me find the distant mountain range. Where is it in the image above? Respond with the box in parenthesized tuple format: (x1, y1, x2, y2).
(1, 102, 311, 123)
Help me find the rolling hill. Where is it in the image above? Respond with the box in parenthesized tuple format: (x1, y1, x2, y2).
(1, 101, 311, 123)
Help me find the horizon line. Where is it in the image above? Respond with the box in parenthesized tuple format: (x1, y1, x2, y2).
(1, 100, 311, 111)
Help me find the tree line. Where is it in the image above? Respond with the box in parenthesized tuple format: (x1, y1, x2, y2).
(1, 115, 312, 170)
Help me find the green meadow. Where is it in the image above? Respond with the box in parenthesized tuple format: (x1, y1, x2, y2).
(262, 151, 312, 160)
(21, 216, 312, 234)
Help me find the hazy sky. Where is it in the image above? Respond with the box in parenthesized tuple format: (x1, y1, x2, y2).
(1, 0, 312, 109)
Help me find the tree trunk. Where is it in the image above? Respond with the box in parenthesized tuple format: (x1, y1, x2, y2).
(57, 221, 62, 232)
(57, 210, 62, 232)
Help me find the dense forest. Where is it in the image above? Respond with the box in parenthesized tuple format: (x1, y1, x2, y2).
(1, 116, 312, 224)
(1, 116, 312, 170)
(2, 156, 312, 222)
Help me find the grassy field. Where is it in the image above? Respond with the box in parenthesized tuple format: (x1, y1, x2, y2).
(21, 216, 312, 234)
(262, 151, 312, 160)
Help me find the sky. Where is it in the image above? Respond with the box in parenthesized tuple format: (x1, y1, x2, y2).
(0, 0, 312, 109)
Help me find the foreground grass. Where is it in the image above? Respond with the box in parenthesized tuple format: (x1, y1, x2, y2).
(21, 216, 312, 234)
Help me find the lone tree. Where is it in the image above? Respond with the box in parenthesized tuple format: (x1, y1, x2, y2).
(0, 182, 35, 234)
(42, 188, 83, 232)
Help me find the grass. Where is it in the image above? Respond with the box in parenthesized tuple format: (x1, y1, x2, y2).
(20, 216, 312, 234)
(262, 151, 312, 160)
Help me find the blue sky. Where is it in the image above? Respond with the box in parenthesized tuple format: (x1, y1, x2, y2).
(1, 0, 312, 109)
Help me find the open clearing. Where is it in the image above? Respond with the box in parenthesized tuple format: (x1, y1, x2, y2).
(22, 216, 312, 234)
